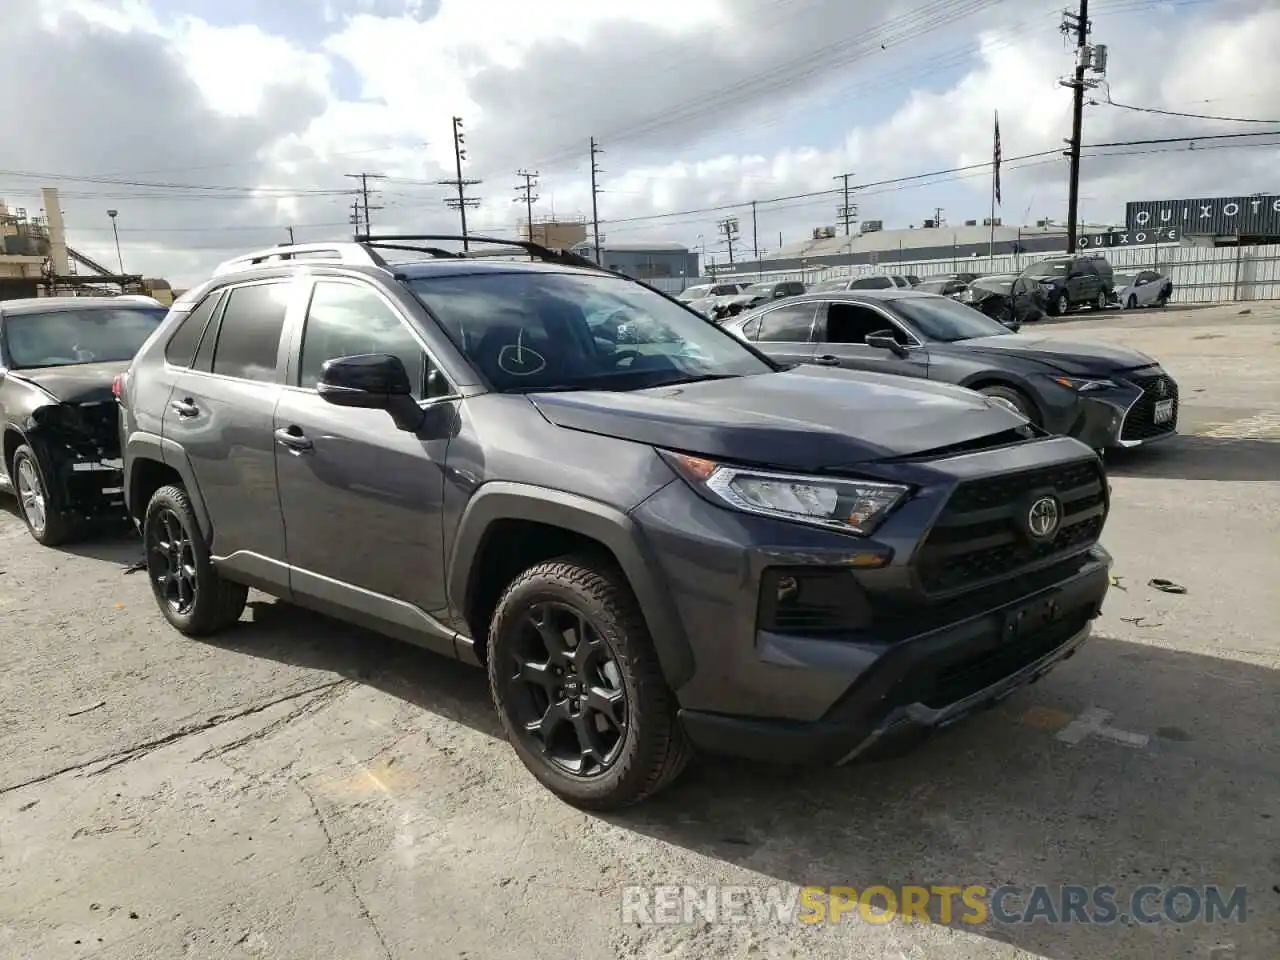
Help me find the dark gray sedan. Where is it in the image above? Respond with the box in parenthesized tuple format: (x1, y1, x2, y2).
(722, 289, 1179, 450)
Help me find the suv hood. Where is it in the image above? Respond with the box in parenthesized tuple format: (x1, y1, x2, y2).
(946, 334, 1158, 375)
(8, 360, 128, 404)
(530, 366, 1027, 472)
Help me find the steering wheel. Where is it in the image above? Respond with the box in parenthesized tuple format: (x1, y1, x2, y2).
(612, 349, 643, 368)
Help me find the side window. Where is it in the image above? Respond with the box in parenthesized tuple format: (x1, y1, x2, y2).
(740, 315, 762, 341)
(824, 304, 904, 345)
(756, 303, 816, 343)
(210, 282, 290, 382)
(164, 290, 222, 368)
(299, 281, 438, 398)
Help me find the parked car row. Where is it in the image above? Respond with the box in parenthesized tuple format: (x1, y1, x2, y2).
(0, 236, 1176, 811)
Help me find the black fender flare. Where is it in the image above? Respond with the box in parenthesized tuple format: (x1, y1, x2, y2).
(447, 482, 696, 690)
(123, 431, 214, 542)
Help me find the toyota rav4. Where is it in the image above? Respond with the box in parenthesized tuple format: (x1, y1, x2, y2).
(117, 235, 1113, 810)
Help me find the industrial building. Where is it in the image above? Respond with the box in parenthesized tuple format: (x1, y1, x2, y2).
(711, 217, 1116, 275)
(519, 215, 589, 250)
(0, 187, 174, 302)
(570, 240, 700, 281)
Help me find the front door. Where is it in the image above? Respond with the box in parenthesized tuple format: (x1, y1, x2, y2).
(273, 277, 457, 649)
(162, 278, 294, 573)
(749, 300, 819, 367)
(811, 301, 929, 377)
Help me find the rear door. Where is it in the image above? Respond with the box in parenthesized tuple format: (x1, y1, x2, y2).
(750, 301, 819, 366)
(162, 277, 299, 578)
(811, 301, 928, 378)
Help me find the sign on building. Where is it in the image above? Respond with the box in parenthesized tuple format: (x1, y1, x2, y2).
(1077, 226, 1179, 250)
(1124, 194, 1280, 237)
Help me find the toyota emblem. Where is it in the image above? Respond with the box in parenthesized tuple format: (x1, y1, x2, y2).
(1026, 496, 1061, 540)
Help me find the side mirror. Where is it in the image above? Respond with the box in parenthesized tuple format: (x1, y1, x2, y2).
(317, 354, 412, 408)
(866, 331, 908, 357)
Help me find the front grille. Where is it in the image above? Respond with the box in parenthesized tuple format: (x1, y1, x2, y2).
(1120, 371, 1178, 443)
(916, 458, 1106, 595)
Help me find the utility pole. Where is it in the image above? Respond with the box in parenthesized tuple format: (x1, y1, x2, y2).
(589, 137, 604, 264)
(437, 116, 482, 251)
(349, 199, 363, 236)
(717, 216, 740, 265)
(933, 207, 946, 227)
(286, 226, 295, 244)
(834, 172, 856, 234)
(345, 173, 385, 235)
(1062, 0, 1091, 254)
(514, 169, 539, 241)
(750, 200, 759, 261)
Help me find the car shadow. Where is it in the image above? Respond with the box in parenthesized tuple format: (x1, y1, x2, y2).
(1105, 435, 1279, 482)
(209, 597, 502, 739)
(205, 600, 1276, 959)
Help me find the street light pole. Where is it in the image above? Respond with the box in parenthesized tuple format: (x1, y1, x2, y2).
(106, 209, 124, 274)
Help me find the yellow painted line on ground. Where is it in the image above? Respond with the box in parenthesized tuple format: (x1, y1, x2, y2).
(1018, 706, 1074, 731)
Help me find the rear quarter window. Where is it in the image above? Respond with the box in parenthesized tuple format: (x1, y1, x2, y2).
(164, 290, 223, 367)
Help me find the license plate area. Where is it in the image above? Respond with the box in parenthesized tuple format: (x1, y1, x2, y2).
(1002, 591, 1064, 643)
(1153, 399, 1174, 423)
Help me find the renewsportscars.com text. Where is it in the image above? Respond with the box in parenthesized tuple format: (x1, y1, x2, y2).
(620, 884, 1249, 927)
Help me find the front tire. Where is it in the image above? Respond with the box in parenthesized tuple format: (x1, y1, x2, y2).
(1054, 292, 1070, 316)
(143, 484, 247, 635)
(1126, 294, 1138, 310)
(487, 557, 691, 810)
(980, 384, 1039, 425)
(10, 444, 77, 546)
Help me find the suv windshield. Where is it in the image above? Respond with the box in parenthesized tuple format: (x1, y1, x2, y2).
(1024, 260, 1070, 278)
(892, 296, 1012, 342)
(679, 285, 712, 300)
(742, 283, 775, 295)
(407, 271, 774, 393)
(4, 305, 167, 369)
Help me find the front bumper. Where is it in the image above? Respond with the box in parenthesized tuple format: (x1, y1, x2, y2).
(1055, 371, 1179, 450)
(678, 546, 1110, 764)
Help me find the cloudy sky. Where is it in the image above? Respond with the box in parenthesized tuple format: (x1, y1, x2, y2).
(2, 0, 1277, 285)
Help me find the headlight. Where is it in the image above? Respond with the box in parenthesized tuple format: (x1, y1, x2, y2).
(1048, 375, 1114, 392)
(661, 451, 909, 535)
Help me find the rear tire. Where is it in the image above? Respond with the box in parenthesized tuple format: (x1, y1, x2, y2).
(143, 484, 247, 636)
(10, 444, 78, 547)
(487, 556, 691, 810)
(979, 384, 1038, 425)
(1093, 291, 1107, 310)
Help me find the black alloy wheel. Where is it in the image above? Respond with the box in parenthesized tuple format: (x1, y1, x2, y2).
(142, 484, 247, 635)
(487, 558, 691, 809)
(502, 600, 627, 777)
(146, 505, 198, 616)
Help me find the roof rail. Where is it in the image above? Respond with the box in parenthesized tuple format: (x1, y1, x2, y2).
(354, 233, 612, 274)
(211, 241, 389, 277)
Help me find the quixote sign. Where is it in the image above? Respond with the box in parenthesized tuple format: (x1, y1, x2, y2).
(1124, 194, 1280, 237)
(1078, 226, 1179, 249)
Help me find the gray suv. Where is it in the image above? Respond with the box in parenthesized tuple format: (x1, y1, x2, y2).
(118, 235, 1113, 809)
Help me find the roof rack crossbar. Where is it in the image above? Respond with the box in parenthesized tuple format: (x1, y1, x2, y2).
(355, 233, 611, 273)
(212, 241, 389, 277)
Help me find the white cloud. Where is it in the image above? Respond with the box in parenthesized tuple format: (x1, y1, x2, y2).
(1, 0, 1276, 285)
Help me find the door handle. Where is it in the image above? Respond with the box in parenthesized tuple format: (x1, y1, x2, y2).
(812, 354, 841, 366)
(170, 398, 199, 418)
(274, 426, 313, 453)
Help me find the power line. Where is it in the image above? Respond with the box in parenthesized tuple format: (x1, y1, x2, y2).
(1094, 94, 1280, 125)
(437, 115, 482, 251)
(598, 130, 1280, 228)
(513, 169, 539, 239)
